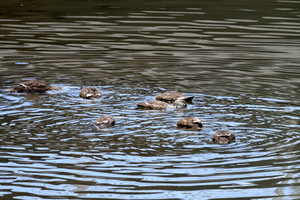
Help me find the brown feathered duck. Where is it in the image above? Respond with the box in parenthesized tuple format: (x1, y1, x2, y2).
(137, 99, 187, 110)
(177, 117, 204, 129)
(9, 80, 61, 93)
(79, 87, 102, 99)
(95, 115, 115, 128)
(212, 130, 235, 144)
(155, 92, 194, 103)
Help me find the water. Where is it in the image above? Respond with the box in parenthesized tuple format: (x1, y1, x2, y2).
(0, 0, 299, 199)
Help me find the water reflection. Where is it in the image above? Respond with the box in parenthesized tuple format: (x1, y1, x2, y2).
(0, 0, 299, 199)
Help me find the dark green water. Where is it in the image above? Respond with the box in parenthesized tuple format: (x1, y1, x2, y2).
(0, 0, 299, 199)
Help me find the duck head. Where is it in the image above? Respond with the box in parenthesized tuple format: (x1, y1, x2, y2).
(212, 130, 235, 144)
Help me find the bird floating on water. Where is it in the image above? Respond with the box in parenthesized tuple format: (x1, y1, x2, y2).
(79, 87, 102, 99)
(95, 115, 115, 129)
(137, 99, 187, 110)
(9, 80, 61, 93)
(212, 130, 235, 144)
(155, 92, 194, 103)
(177, 117, 204, 129)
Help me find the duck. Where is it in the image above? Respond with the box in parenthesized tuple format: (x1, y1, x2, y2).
(137, 99, 187, 110)
(79, 87, 102, 99)
(212, 130, 235, 144)
(155, 92, 194, 103)
(95, 115, 115, 128)
(177, 117, 204, 129)
(9, 80, 61, 93)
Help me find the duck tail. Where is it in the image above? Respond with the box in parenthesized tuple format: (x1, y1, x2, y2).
(181, 96, 194, 103)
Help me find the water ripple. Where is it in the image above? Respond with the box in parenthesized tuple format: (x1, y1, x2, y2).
(0, 0, 299, 199)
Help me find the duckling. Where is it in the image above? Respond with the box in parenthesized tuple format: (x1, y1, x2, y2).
(212, 130, 235, 144)
(155, 92, 194, 103)
(137, 99, 187, 110)
(177, 117, 203, 129)
(9, 80, 61, 93)
(95, 115, 115, 128)
(79, 87, 102, 99)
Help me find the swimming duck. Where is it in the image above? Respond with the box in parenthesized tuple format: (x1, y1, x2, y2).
(9, 80, 61, 93)
(177, 117, 203, 129)
(95, 115, 115, 128)
(137, 99, 187, 110)
(212, 130, 235, 144)
(79, 87, 102, 99)
(155, 92, 194, 103)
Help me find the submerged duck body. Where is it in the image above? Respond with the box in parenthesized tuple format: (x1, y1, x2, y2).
(212, 130, 235, 144)
(9, 80, 61, 93)
(137, 99, 187, 110)
(95, 115, 115, 128)
(79, 87, 102, 99)
(177, 117, 203, 129)
(137, 100, 171, 110)
(155, 92, 194, 103)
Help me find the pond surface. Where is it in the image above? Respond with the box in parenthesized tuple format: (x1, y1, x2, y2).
(0, 0, 299, 199)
